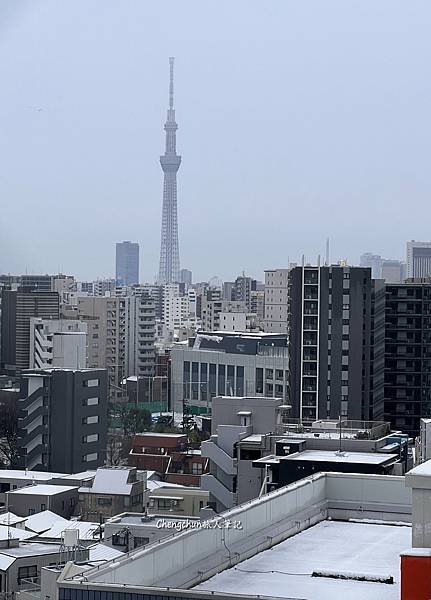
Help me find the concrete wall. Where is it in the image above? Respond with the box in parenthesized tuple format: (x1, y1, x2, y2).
(7, 489, 78, 518)
(76, 472, 411, 590)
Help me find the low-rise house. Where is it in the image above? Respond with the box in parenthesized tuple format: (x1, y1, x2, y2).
(5, 485, 78, 518)
(77, 467, 146, 521)
(147, 480, 208, 516)
(0, 525, 35, 542)
(0, 540, 65, 595)
(0, 512, 26, 529)
(128, 433, 208, 486)
(37, 520, 101, 546)
(0, 470, 67, 506)
(24, 510, 70, 535)
(50, 471, 97, 487)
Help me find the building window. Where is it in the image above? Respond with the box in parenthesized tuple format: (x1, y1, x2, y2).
(256, 368, 263, 394)
(97, 497, 112, 506)
(183, 361, 190, 400)
(83, 433, 99, 443)
(83, 452, 98, 462)
(83, 379, 99, 387)
(82, 415, 99, 425)
(18, 565, 37, 585)
(155, 498, 176, 510)
(218, 364, 226, 396)
(28, 508, 35, 515)
(112, 533, 127, 546)
(192, 462, 203, 475)
(83, 397, 99, 406)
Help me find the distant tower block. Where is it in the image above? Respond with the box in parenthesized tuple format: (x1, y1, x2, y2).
(158, 57, 181, 284)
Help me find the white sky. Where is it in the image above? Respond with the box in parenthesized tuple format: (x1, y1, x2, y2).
(1, 1, 430, 282)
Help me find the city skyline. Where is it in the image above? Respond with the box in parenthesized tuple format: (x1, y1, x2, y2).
(0, 1, 430, 282)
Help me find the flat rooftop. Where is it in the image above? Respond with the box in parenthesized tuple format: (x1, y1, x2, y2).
(111, 514, 200, 526)
(0, 470, 67, 481)
(195, 520, 411, 600)
(284, 450, 398, 465)
(7, 484, 77, 496)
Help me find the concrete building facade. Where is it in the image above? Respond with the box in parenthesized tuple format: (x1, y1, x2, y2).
(17, 368, 108, 472)
(383, 282, 431, 436)
(264, 268, 290, 333)
(288, 265, 377, 422)
(0, 290, 60, 375)
(201, 396, 283, 512)
(170, 331, 289, 415)
(29, 318, 87, 370)
(407, 241, 431, 279)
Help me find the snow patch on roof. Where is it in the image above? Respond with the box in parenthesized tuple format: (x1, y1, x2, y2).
(25, 510, 69, 534)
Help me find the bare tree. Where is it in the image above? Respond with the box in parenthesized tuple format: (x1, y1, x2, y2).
(0, 404, 18, 467)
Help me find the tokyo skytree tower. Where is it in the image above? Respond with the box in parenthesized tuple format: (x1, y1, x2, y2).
(158, 57, 181, 284)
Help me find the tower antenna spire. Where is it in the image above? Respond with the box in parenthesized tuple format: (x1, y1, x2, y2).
(169, 57, 175, 109)
(158, 57, 181, 284)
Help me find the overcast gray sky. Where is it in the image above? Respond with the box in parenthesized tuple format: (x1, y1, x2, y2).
(1, 1, 430, 282)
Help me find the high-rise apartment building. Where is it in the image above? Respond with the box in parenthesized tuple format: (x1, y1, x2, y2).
(116, 241, 139, 286)
(264, 269, 290, 333)
(17, 368, 108, 472)
(222, 281, 234, 301)
(77, 294, 156, 387)
(381, 260, 406, 283)
(158, 58, 181, 284)
(233, 275, 257, 311)
(30, 318, 87, 370)
(360, 253, 383, 279)
(121, 294, 156, 381)
(179, 269, 192, 287)
(92, 279, 116, 296)
(407, 241, 431, 279)
(288, 265, 376, 422)
(77, 296, 121, 386)
(0, 290, 60, 375)
(161, 284, 200, 337)
(382, 282, 431, 436)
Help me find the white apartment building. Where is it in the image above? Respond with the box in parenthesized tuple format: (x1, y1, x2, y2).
(201, 299, 247, 331)
(218, 311, 259, 332)
(29, 318, 87, 369)
(407, 240, 431, 279)
(264, 268, 290, 333)
(121, 295, 156, 379)
(162, 284, 200, 339)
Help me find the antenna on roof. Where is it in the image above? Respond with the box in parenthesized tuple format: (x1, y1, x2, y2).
(336, 414, 345, 457)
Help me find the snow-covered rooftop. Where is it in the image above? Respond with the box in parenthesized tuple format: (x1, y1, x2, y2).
(79, 468, 136, 495)
(7, 484, 77, 496)
(0, 470, 67, 481)
(195, 520, 411, 600)
(87, 543, 123, 562)
(54, 471, 96, 481)
(405, 460, 431, 477)
(39, 520, 100, 541)
(0, 525, 36, 541)
(285, 449, 398, 465)
(0, 512, 26, 526)
(24, 510, 69, 534)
